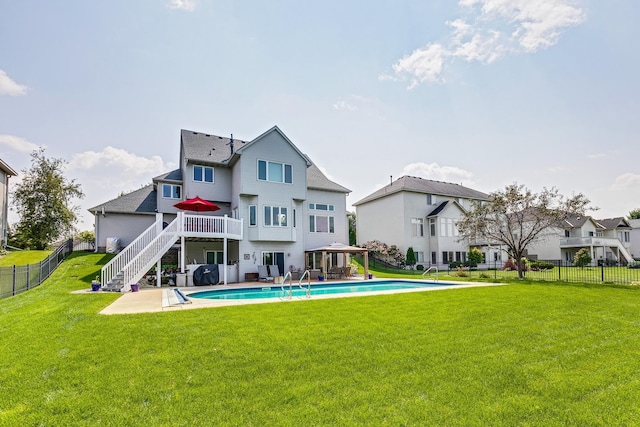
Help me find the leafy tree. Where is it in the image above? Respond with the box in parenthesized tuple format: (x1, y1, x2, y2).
(387, 245, 405, 268)
(76, 230, 95, 250)
(628, 208, 640, 220)
(11, 148, 84, 250)
(573, 248, 592, 268)
(406, 247, 416, 269)
(457, 183, 591, 279)
(347, 211, 356, 245)
(467, 247, 483, 267)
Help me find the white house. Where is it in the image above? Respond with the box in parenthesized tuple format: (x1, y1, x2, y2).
(89, 126, 353, 290)
(0, 158, 17, 248)
(353, 176, 490, 268)
(630, 219, 640, 260)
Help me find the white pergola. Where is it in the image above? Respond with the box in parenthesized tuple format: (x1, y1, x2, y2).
(305, 242, 370, 279)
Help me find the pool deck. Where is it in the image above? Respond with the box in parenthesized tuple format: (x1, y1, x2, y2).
(89, 278, 506, 315)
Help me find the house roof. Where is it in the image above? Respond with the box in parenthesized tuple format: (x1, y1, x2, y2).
(563, 214, 604, 230)
(630, 219, 640, 229)
(153, 168, 182, 182)
(88, 184, 157, 215)
(426, 200, 461, 217)
(307, 161, 351, 193)
(180, 129, 250, 165)
(353, 175, 489, 206)
(596, 217, 631, 230)
(0, 158, 17, 176)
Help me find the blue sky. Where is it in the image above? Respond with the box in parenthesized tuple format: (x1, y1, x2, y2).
(1, 0, 639, 231)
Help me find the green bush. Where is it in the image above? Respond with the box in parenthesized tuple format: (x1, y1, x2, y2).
(628, 261, 640, 269)
(449, 261, 463, 269)
(530, 260, 555, 271)
(416, 264, 424, 271)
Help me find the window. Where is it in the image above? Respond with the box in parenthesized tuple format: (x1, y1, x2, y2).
(309, 203, 334, 211)
(427, 194, 437, 205)
(564, 230, 570, 237)
(431, 252, 437, 264)
(415, 251, 424, 263)
(310, 215, 335, 233)
(257, 160, 292, 183)
(439, 218, 458, 237)
(411, 218, 424, 237)
(206, 251, 224, 264)
(293, 208, 296, 227)
(249, 205, 257, 226)
(193, 165, 214, 183)
(429, 218, 436, 236)
(162, 184, 181, 199)
(264, 206, 288, 227)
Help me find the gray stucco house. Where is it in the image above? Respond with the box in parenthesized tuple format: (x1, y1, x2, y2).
(89, 126, 351, 290)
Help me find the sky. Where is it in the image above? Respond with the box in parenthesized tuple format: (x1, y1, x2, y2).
(1, 0, 639, 232)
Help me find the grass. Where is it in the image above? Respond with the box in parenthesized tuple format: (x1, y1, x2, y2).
(3, 252, 640, 425)
(0, 250, 52, 266)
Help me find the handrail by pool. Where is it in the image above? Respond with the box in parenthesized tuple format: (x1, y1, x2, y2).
(422, 266, 439, 281)
(298, 270, 311, 298)
(281, 271, 293, 300)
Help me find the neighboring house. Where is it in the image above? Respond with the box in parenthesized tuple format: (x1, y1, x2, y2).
(630, 219, 640, 260)
(0, 158, 17, 248)
(526, 215, 633, 265)
(353, 176, 490, 268)
(89, 126, 351, 289)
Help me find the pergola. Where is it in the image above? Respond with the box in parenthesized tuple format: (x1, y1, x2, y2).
(305, 242, 370, 280)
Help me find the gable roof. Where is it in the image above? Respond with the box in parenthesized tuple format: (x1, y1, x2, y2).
(563, 214, 603, 229)
(596, 217, 631, 230)
(353, 175, 489, 206)
(153, 168, 182, 182)
(180, 129, 250, 165)
(88, 184, 156, 215)
(235, 126, 311, 167)
(0, 158, 17, 176)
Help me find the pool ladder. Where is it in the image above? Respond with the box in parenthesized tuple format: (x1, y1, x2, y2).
(280, 270, 312, 300)
(422, 266, 439, 281)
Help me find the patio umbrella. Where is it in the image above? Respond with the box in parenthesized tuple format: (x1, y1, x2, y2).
(174, 196, 220, 212)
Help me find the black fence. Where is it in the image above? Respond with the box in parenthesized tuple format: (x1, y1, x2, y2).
(0, 239, 77, 299)
(361, 256, 640, 285)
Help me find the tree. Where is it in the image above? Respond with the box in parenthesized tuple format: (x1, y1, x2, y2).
(76, 230, 95, 250)
(406, 247, 416, 269)
(467, 247, 483, 267)
(11, 148, 84, 250)
(573, 248, 592, 268)
(629, 208, 640, 220)
(457, 183, 591, 279)
(347, 211, 357, 245)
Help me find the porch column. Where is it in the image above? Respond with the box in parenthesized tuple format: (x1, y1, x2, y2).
(321, 251, 327, 276)
(180, 236, 185, 274)
(223, 236, 228, 286)
(156, 258, 161, 288)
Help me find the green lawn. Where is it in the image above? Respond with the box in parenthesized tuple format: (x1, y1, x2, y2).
(0, 250, 52, 266)
(3, 252, 640, 425)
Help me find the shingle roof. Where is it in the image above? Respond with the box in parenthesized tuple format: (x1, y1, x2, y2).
(88, 185, 157, 215)
(181, 129, 250, 165)
(597, 217, 631, 230)
(153, 168, 182, 182)
(353, 175, 489, 206)
(306, 162, 351, 193)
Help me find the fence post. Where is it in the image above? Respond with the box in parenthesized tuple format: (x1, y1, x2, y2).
(601, 262, 605, 283)
(12, 265, 16, 296)
(26, 264, 30, 290)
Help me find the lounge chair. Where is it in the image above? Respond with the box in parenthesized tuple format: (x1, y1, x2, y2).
(269, 265, 280, 278)
(258, 265, 272, 281)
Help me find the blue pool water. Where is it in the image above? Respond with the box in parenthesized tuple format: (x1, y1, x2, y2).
(188, 279, 450, 300)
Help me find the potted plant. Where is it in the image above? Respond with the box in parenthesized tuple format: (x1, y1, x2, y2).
(318, 269, 325, 282)
(91, 275, 101, 292)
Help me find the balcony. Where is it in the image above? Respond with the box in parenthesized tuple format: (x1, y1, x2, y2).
(560, 237, 621, 248)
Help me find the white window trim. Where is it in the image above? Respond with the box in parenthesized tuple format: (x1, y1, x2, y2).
(193, 165, 214, 183)
(162, 184, 181, 199)
(257, 160, 293, 184)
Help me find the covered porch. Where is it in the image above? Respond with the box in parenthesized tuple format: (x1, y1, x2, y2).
(305, 242, 370, 280)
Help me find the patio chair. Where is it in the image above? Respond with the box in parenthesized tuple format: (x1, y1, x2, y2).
(269, 265, 280, 278)
(258, 265, 272, 281)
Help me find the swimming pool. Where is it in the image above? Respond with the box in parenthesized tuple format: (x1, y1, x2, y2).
(188, 279, 451, 300)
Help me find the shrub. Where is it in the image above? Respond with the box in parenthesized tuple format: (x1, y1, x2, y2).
(449, 261, 463, 269)
(455, 267, 469, 277)
(628, 261, 640, 269)
(574, 248, 592, 268)
(479, 272, 491, 279)
(416, 264, 424, 271)
(529, 260, 554, 271)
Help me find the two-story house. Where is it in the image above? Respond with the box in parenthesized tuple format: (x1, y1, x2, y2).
(354, 176, 490, 268)
(630, 219, 640, 260)
(89, 126, 351, 290)
(0, 158, 17, 248)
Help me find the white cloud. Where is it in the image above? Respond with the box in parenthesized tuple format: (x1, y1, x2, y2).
(332, 94, 383, 113)
(611, 173, 640, 191)
(0, 134, 40, 152)
(68, 146, 172, 178)
(167, 0, 198, 11)
(0, 70, 28, 96)
(401, 162, 475, 185)
(385, 0, 586, 88)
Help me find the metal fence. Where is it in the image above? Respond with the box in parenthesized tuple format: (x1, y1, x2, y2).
(363, 257, 640, 285)
(0, 239, 76, 299)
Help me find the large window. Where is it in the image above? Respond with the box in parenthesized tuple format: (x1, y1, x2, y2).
(310, 215, 335, 233)
(264, 206, 288, 227)
(206, 251, 224, 264)
(162, 184, 181, 199)
(415, 251, 424, 263)
(429, 218, 436, 236)
(439, 218, 458, 237)
(258, 160, 292, 184)
(193, 165, 214, 183)
(411, 218, 424, 237)
(309, 203, 335, 233)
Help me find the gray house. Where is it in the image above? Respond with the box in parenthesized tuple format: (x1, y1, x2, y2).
(0, 158, 17, 248)
(89, 126, 352, 290)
